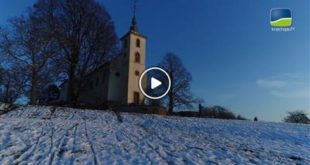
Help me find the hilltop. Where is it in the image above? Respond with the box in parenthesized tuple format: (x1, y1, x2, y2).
(0, 105, 309, 164)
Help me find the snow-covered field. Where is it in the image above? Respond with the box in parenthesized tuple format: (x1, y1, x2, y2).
(0, 106, 309, 165)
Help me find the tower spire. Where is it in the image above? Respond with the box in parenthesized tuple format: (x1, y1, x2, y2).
(130, 0, 139, 32)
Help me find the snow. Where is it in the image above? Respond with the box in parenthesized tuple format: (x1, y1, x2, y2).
(0, 106, 309, 164)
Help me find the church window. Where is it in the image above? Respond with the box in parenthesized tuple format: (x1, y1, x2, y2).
(136, 38, 140, 47)
(135, 70, 140, 76)
(135, 52, 140, 63)
(133, 92, 140, 105)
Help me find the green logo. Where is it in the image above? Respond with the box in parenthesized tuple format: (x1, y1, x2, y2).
(270, 9, 292, 27)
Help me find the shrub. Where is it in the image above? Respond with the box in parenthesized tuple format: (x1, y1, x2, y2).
(201, 106, 237, 119)
(283, 111, 310, 124)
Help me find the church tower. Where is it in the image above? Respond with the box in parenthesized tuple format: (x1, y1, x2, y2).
(120, 15, 147, 105)
(106, 1, 146, 105)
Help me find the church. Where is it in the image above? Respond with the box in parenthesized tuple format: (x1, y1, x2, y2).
(59, 15, 147, 106)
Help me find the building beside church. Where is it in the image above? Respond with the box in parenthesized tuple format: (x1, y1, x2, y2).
(59, 15, 147, 106)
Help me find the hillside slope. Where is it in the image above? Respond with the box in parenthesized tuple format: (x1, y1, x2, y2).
(0, 106, 309, 164)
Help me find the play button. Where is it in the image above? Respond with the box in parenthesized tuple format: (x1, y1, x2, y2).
(139, 67, 171, 100)
(151, 77, 162, 89)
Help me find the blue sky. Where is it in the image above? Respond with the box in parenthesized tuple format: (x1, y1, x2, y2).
(0, 0, 309, 122)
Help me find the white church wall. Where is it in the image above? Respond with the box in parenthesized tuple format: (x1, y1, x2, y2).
(127, 33, 146, 104)
(107, 51, 129, 105)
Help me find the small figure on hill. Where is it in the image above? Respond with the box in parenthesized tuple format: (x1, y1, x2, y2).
(198, 104, 203, 117)
(254, 117, 258, 121)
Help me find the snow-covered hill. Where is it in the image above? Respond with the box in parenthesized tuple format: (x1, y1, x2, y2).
(0, 106, 309, 164)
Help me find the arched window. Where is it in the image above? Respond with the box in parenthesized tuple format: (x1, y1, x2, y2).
(134, 92, 140, 105)
(135, 52, 140, 63)
(136, 38, 140, 47)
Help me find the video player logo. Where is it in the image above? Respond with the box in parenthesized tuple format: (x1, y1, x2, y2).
(151, 77, 162, 90)
(270, 9, 292, 27)
(139, 67, 171, 100)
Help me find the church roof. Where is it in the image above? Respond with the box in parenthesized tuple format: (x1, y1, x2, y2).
(130, 15, 139, 32)
(120, 13, 147, 40)
(120, 31, 147, 40)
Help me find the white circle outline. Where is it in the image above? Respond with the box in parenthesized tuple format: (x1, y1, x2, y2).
(139, 67, 171, 100)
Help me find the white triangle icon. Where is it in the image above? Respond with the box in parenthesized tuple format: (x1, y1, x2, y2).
(151, 77, 162, 90)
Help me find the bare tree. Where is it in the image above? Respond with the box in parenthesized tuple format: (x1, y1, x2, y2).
(0, 67, 27, 104)
(0, 66, 3, 81)
(30, 0, 118, 105)
(0, 15, 57, 105)
(283, 111, 310, 124)
(159, 53, 194, 114)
